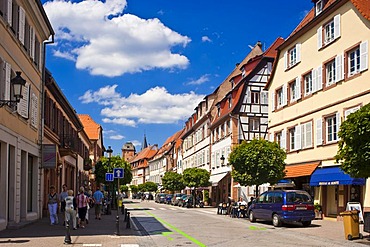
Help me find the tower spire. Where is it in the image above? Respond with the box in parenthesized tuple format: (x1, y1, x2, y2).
(142, 133, 148, 150)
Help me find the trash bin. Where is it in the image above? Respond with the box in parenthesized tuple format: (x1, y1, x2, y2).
(339, 210, 363, 240)
(364, 212, 370, 233)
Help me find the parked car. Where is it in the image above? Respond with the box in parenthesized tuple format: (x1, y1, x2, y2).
(171, 193, 185, 206)
(248, 190, 315, 227)
(155, 193, 167, 203)
(178, 195, 191, 207)
(165, 194, 173, 204)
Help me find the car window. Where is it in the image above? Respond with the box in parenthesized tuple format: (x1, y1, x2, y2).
(266, 192, 274, 203)
(286, 191, 312, 203)
(257, 193, 266, 203)
(274, 192, 283, 203)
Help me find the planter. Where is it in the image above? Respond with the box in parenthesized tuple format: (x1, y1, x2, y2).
(315, 210, 323, 219)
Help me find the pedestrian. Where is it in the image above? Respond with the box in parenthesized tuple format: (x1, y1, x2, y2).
(237, 197, 247, 218)
(84, 187, 92, 224)
(59, 184, 68, 226)
(76, 186, 88, 229)
(47, 185, 59, 225)
(64, 189, 77, 230)
(93, 186, 104, 220)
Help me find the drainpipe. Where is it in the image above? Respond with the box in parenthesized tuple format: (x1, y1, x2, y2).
(39, 34, 54, 219)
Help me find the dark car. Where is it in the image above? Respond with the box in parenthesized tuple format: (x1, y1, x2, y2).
(178, 195, 192, 207)
(165, 194, 173, 204)
(171, 193, 185, 206)
(155, 193, 167, 203)
(248, 190, 315, 227)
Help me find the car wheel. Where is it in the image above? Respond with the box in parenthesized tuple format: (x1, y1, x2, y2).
(302, 221, 311, 227)
(249, 211, 256, 222)
(359, 233, 363, 239)
(272, 214, 282, 227)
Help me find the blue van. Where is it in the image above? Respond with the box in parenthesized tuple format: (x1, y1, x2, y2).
(248, 190, 315, 227)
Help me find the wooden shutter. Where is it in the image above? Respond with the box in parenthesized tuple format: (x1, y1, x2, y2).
(360, 40, 368, 72)
(17, 82, 30, 118)
(295, 77, 301, 100)
(296, 43, 301, 63)
(283, 84, 287, 106)
(18, 6, 25, 45)
(4, 62, 11, 101)
(312, 68, 317, 92)
(29, 27, 35, 60)
(271, 92, 275, 112)
(7, 0, 12, 25)
(317, 65, 323, 91)
(295, 125, 301, 150)
(281, 129, 287, 150)
(284, 51, 288, 70)
(336, 112, 341, 141)
(316, 118, 322, 146)
(335, 53, 344, 82)
(30, 93, 38, 128)
(334, 14, 341, 40)
(317, 26, 322, 50)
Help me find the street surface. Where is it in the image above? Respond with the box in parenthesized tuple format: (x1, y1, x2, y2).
(0, 199, 369, 247)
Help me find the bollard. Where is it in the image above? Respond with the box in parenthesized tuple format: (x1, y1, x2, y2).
(115, 215, 120, 235)
(126, 212, 130, 229)
(124, 209, 128, 222)
(121, 204, 125, 215)
(64, 220, 72, 244)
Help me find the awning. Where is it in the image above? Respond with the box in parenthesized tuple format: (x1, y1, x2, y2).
(210, 172, 228, 186)
(284, 162, 320, 178)
(310, 166, 366, 186)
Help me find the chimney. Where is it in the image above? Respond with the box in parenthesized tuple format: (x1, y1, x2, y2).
(236, 63, 240, 67)
(256, 41, 262, 47)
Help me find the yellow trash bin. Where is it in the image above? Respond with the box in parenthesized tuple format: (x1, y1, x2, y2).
(340, 210, 363, 240)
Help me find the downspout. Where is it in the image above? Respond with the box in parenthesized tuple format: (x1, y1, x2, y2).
(39, 34, 54, 219)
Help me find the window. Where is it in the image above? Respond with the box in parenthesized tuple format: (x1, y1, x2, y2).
(317, 14, 340, 49)
(326, 114, 339, 143)
(289, 47, 297, 66)
(316, 0, 323, 15)
(275, 130, 286, 149)
(348, 47, 361, 76)
(217, 104, 220, 117)
(261, 91, 268, 104)
(251, 91, 259, 104)
(289, 128, 296, 151)
(301, 122, 313, 149)
(325, 59, 336, 86)
(284, 44, 301, 69)
(324, 20, 335, 45)
(277, 88, 284, 108)
(249, 118, 259, 132)
(289, 78, 301, 103)
(304, 72, 313, 96)
(344, 106, 360, 120)
(228, 96, 232, 108)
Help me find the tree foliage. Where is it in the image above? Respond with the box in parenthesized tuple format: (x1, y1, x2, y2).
(120, 185, 129, 192)
(229, 139, 286, 194)
(144, 181, 158, 192)
(336, 103, 370, 178)
(161, 172, 185, 193)
(94, 155, 132, 186)
(137, 183, 146, 192)
(130, 185, 139, 193)
(182, 167, 211, 188)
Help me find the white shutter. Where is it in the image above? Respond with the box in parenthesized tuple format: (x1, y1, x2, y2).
(246, 87, 251, 103)
(295, 125, 301, 150)
(312, 68, 317, 92)
(17, 82, 30, 118)
(4, 62, 11, 101)
(334, 14, 341, 40)
(335, 53, 344, 82)
(269, 133, 274, 142)
(261, 91, 268, 104)
(317, 26, 322, 50)
(316, 118, 323, 146)
(7, 0, 12, 25)
(30, 93, 38, 128)
(295, 77, 301, 100)
(18, 6, 25, 45)
(301, 124, 306, 149)
(284, 51, 288, 69)
(360, 40, 368, 72)
(281, 129, 287, 150)
(271, 92, 275, 112)
(283, 84, 287, 106)
(336, 112, 341, 140)
(29, 27, 35, 60)
(317, 65, 323, 91)
(296, 43, 301, 63)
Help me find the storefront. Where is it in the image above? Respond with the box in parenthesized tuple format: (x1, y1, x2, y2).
(310, 166, 365, 218)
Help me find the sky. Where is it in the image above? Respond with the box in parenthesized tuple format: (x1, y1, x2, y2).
(41, 0, 313, 156)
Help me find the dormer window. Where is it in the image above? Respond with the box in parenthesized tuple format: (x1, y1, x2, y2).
(316, 0, 323, 16)
(241, 67, 246, 78)
(228, 95, 232, 108)
(230, 79, 234, 88)
(217, 104, 221, 117)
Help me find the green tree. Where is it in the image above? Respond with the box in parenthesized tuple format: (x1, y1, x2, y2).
(183, 167, 210, 206)
(130, 185, 138, 194)
(229, 139, 286, 197)
(137, 183, 146, 192)
(94, 155, 132, 186)
(120, 185, 129, 193)
(161, 171, 185, 193)
(144, 181, 158, 192)
(336, 103, 370, 178)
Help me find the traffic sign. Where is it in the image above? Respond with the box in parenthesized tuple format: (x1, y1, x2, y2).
(105, 173, 114, 182)
(113, 168, 124, 178)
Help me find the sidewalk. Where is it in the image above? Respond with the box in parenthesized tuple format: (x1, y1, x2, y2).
(0, 206, 141, 247)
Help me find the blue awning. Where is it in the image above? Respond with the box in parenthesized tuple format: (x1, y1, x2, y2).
(310, 166, 366, 186)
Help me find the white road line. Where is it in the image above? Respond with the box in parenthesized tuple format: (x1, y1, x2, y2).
(83, 244, 102, 247)
(159, 208, 167, 210)
(120, 245, 139, 247)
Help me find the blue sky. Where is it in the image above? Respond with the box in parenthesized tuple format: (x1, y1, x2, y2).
(41, 0, 312, 156)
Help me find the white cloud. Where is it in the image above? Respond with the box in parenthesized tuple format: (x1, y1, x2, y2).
(80, 85, 205, 126)
(109, 134, 125, 140)
(43, 0, 191, 77)
(201, 36, 212, 42)
(130, 140, 141, 147)
(53, 50, 76, 61)
(186, 74, 210, 85)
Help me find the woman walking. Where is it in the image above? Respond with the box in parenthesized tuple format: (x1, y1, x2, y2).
(76, 186, 88, 228)
(64, 190, 77, 230)
(47, 185, 59, 225)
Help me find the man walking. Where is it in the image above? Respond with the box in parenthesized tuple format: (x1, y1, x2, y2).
(93, 186, 104, 220)
(59, 184, 68, 225)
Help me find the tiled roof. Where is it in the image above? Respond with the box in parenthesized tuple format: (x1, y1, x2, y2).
(284, 162, 320, 178)
(156, 129, 185, 156)
(351, 0, 370, 20)
(130, 145, 158, 163)
(78, 114, 101, 140)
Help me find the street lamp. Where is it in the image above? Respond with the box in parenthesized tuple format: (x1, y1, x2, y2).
(220, 154, 225, 166)
(106, 146, 113, 214)
(0, 71, 26, 107)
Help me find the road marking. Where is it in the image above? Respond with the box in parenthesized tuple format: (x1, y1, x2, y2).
(159, 208, 167, 210)
(120, 245, 140, 247)
(83, 244, 102, 247)
(145, 210, 206, 247)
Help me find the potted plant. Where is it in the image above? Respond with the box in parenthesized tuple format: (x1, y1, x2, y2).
(314, 203, 323, 219)
(203, 190, 209, 206)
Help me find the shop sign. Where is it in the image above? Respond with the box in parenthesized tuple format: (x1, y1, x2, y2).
(319, 181, 339, 185)
(42, 144, 57, 168)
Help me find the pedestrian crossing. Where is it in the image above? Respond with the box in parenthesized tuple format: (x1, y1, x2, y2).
(146, 207, 214, 214)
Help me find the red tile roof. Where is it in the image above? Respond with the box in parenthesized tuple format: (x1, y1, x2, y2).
(78, 114, 101, 140)
(284, 162, 320, 178)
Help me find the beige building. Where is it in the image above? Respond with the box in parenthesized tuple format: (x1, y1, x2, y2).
(267, 0, 369, 217)
(0, 0, 53, 229)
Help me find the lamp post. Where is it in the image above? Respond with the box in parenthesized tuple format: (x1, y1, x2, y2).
(0, 71, 26, 107)
(106, 146, 113, 214)
(220, 154, 225, 166)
